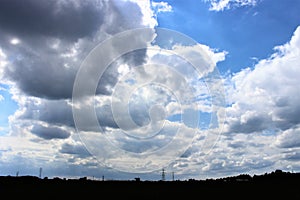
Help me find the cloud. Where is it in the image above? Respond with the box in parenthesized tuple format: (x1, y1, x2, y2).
(18, 98, 74, 127)
(31, 124, 70, 140)
(170, 132, 278, 179)
(2, 0, 299, 179)
(282, 150, 300, 161)
(205, 0, 257, 11)
(225, 26, 300, 134)
(1, 0, 151, 100)
(1, 0, 157, 137)
(275, 125, 300, 148)
(0, 95, 4, 102)
(166, 26, 300, 179)
(0, 48, 8, 83)
(0, 0, 105, 41)
(78, 120, 199, 173)
(151, 1, 173, 13)
(59, 142, 91, 158)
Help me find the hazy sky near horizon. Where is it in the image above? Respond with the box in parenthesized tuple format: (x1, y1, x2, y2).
(0, 0, 300, 180)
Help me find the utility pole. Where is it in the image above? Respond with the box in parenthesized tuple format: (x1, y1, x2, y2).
(172, 171, 174, 181)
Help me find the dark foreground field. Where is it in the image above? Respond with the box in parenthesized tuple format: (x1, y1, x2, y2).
(1, 170, 299, 198)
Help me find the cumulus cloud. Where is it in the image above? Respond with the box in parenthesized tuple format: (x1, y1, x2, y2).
(165, 25, 300, 179)
(0, 0, 151, 100)
(0, 0, 183, 176)
(0, 0, 158, 138)
(225, 26, 300, 134)
(2, 0, 299, 179)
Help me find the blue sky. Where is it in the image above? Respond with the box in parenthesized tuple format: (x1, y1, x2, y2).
(155, 0, 300, 73)
(0, 0, 300, 180)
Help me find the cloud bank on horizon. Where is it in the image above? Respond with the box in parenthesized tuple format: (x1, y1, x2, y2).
(0, 0, 300, 180)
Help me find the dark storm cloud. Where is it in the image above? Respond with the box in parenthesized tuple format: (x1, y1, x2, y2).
(31, 124, 70, 139)
(0, 0, 104, 40)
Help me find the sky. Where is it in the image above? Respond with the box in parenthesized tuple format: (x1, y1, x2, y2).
(0, 0, 300, 181)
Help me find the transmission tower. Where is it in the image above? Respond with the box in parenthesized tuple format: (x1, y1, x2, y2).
(161, 168, 165, 181)
(39, 167, 42, 179)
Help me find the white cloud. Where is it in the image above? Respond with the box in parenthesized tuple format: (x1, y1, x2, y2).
(151, 1, 173, 13)
(225, 26, 300, 134)
(206, 0, 257, 11)
(0, 48, 8, 83)
(127, 0, 158, 27)
(78, 120, 199, 173)
(167, 131, 279, 179)
(2, 0, 299, 180)
(0, 95, 4, 102)
(161, 25, 300, 179)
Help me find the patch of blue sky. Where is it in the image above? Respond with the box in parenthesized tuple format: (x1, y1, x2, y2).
(0, 84, 18, 135)
(155, 0, 300, 74)
(167, 110, 214, 130)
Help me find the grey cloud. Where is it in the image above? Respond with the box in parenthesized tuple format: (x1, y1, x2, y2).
(228, 141, 246, 148)
(105, 123, 178, 154)
(275, 126, 300, 148)
(0, 0, 104, 41)
(228, 114, 272, 134)
(59, 143, 91, 158)
(2, 0, 148, 100)
(96, 104, 118, 129)
(274, 103, 300, 130)
(283, 151, 300, 161)
(38, 101, 74, 127)
(104, 0, 143, 34)
(31, 124, 70, 139)
(20, 99, 74, 127)
(95, 51, 148, 97)
(19, 99, 120, 130)
(6, 57, 77, 99)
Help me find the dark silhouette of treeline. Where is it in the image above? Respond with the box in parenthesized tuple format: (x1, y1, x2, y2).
(1, 170, 299, 198)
